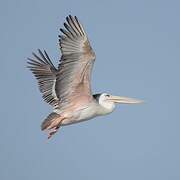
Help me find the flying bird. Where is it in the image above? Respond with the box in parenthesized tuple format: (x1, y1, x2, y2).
(27, 15, 142, 139)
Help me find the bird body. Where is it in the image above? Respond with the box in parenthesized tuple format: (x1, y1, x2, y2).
(60, 101, 99, 126)
(49, 94, 115, 127)
(61, 94, 115, 125)
(28, 15, 142, 139)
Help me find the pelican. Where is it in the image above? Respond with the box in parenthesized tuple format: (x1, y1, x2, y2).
(27, 15, 142, 139)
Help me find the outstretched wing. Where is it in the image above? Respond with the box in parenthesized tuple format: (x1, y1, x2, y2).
(55, 15, 96, 109)
(27, 49, 59, 108)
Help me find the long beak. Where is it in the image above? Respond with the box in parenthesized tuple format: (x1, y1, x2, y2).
(108, 95, 143, 104)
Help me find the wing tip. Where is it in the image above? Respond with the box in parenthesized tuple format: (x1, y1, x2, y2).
(27, 49, 57, 70)
(60, 15, 85, 38)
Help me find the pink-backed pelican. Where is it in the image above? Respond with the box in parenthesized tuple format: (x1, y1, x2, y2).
(27, 15, 143, 139)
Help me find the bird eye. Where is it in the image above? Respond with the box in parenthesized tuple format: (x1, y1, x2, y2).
(106, 94, 110, 97)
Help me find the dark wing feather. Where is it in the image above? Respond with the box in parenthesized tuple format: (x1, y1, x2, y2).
(56, 15, 96, 109)
(27, 49, 59, 108)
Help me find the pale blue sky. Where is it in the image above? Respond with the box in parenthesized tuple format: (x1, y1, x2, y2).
(1, 0, 180, 179)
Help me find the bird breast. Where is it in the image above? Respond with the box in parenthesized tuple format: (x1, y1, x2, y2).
(61, 102, 98, 126)
(76, 104, 98, 121)
(75, 101, 115, 121)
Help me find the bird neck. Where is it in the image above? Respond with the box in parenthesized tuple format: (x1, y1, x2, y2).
(98, 101, 115, 115)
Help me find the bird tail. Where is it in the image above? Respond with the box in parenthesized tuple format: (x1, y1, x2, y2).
(41, 112, 60, 131)
(41, 112, 64, 139)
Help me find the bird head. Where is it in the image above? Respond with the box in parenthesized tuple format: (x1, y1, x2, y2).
(94, 93, 143, 115)
(101, 93, 143, 104)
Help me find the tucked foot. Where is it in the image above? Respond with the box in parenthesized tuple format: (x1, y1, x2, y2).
(47, 126, 60, 139)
